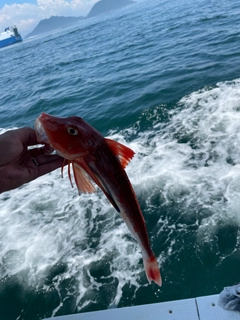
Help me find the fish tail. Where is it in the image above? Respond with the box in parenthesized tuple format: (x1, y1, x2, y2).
(143, 255, 162, 287)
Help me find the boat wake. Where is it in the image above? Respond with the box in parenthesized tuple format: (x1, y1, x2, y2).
(1, 79, 240, 318)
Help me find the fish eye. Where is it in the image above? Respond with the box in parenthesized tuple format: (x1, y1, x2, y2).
(67, 127, 78, 135)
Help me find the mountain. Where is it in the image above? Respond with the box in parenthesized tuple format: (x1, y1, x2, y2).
(26, 0, 135, 38)
(87, 0, 135, 18)
(26, 16, 84, 38)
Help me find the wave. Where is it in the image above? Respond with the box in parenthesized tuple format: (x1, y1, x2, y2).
(1, 79, 240, 318)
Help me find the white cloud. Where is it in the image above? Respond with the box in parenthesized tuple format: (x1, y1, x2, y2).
(0, 0, 98, 36)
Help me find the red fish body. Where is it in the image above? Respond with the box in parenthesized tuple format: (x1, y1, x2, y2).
(35, 113, 162, 286)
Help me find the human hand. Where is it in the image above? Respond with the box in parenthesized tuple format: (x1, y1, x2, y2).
(0, 127, 63, 193)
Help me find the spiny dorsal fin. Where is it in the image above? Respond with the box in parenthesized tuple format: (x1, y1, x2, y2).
(105, 138, 135, 168)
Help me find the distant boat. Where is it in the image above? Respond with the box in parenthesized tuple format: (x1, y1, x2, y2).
(0, 26, 22, 48)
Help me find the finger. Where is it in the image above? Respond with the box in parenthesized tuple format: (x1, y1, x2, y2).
(29, 145, 54, 158)
(16, 127, 39, 146)
(42, 144, 54, 154)
(36, 157, 65, 177)
(33, 154, 63, 166)
(29, 147, 44, 158)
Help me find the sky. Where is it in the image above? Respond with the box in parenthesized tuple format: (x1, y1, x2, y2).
(0, 0, 99, 36)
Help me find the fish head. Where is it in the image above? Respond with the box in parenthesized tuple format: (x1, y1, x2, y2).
(35, 113, 101, 159)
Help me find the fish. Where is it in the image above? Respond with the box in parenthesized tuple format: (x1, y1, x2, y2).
(35, 112, 162, 286)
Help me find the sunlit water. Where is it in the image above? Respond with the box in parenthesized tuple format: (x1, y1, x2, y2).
(1, 0, 240, 319)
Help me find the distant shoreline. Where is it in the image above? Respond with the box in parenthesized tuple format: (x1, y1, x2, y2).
(26, 0, 135, 38)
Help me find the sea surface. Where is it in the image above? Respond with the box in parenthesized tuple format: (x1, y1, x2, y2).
(1, 0, 240, 319)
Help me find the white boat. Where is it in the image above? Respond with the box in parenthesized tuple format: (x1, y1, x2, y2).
(43, 294, 240, 320)
(0, 26, 22, 48)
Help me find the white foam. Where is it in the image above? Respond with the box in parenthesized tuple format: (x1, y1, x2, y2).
(1, 79, 240, 313)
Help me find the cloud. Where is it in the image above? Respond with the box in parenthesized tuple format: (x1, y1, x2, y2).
(0, 0, 98, 36)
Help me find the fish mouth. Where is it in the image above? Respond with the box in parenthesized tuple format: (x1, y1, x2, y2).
(34, 116, 50, 145)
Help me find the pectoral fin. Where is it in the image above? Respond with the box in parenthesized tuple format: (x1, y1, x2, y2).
(72, 161, 96, 194)
(75, 158, 120, 212)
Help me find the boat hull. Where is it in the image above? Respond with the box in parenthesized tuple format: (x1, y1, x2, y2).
(0, 35, 22, 48)
(0, 26, 22, 48)
(43, 294, 240, 320)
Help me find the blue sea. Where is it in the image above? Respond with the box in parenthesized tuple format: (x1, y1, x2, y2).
(1, 0, 240, 319)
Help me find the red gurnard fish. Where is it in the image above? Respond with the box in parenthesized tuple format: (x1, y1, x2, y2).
(35, 112, 162, 286)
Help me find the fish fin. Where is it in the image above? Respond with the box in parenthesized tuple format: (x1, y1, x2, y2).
(61, 159, 74, 188)
(75, 158, 120, 212)
(72, 161, 96, 194)
(99, 188, 120, 212)
(143, 255, 162, 287)
(105, 138, 135, 169)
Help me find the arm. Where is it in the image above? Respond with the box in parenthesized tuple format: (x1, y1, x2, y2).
(0, 127, 63, 193)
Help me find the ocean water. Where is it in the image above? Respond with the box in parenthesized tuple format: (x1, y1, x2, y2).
(1, 0, 240, 319)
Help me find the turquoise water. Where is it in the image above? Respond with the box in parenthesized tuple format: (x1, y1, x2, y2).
(1, 0, 240, 319)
